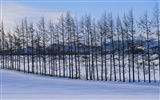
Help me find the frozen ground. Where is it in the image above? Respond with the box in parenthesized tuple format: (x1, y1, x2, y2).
(0, 68, 159, 100)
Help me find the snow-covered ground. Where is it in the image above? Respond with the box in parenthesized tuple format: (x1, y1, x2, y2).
(0, 69, 159, 100)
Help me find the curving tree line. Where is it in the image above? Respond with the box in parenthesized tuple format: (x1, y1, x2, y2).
(0, 4, 159, 83)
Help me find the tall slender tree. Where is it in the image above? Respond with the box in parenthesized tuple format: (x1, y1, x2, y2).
(98, 13, 108, 81)
(37, 17, 47, 75)
(123, 14, 131, 82)
(138, 12, 152, 82)
(107, 13, 116, 81)
(128, 9, 135, 82)
(1, 22, 5, 69)
(152, 3, 160, 82)
(116, 16, 122, 81)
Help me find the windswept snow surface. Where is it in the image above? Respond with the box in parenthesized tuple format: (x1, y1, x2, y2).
(0, 69, 159, 100)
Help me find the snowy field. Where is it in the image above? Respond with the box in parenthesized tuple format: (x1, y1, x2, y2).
(0, 69, 159, 100)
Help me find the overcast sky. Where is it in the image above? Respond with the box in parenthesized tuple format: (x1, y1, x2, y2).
(1, 0, 159, 31)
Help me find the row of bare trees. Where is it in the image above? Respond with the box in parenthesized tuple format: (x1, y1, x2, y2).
(0, 4, 159, 82)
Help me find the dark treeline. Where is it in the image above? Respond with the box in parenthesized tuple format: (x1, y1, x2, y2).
(0, 4, 159, 83)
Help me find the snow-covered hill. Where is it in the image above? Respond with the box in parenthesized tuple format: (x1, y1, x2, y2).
(0, 69, 159, 100)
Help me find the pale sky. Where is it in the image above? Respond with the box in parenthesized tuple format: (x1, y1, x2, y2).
(1, 0, 159, 31)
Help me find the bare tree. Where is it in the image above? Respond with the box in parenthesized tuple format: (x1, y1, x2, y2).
(107, 13, 116, 81)
(138, 12, 152, 82)
(123, 14, 131, 82)
(128, 9, 135, 82)
(8, 31, 14, 69)
(116, 16, 122, 81)
(0, 22, 5, 69)
(37, 17, 47, 75)
(28, 23, 35, 73)
(152, 3, 160, 82)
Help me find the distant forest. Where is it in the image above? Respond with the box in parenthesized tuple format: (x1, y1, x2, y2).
(0, 3, 159, 83)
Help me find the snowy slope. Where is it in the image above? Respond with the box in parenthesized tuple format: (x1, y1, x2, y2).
(0, 69, 159, 100)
